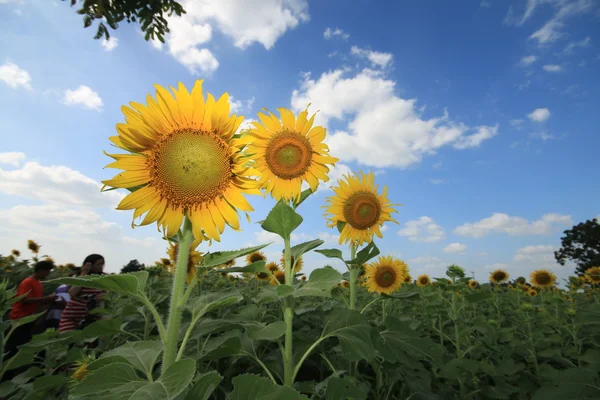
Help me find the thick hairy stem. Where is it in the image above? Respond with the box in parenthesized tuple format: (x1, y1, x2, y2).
(283, 236, 294, 386)
(349, 244, 358, 311)
(162, 217, 193, 371)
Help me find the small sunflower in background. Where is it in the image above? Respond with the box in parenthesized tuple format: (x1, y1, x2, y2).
(102, 80, 261, 243)
(489, 269, 509, 284)
(363, 256, 406, 295)
(44, 257, 55, 265)
(341, 280, 350, 289)
(416, 274, 431, 287)
(246, 251, 267, 265)
(27, 240, 40, 254)
(244, 107, 338, 201)
(266, 262, 280, 275)
(167, 241, 204, 284)
(255, 271, 271, 282)
(404, 273, 412, 284)
(324, 171, 399, 246)
(271, 270, 286, 285)
(519, 284, 530, 293)
(281, 254, 303, 273)
(507, 284, 515, 289)
(11, 249, 20, 257)
(468, 280, 479, 289)
(530, 269, 557, 289)
(301, 275, 307, 282)
(584, 266, 600, 284)
(65, 263, 76, 270)
(528, 289, 538, 297)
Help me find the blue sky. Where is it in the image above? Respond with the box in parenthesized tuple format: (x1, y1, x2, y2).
(0, 0, 598, 284)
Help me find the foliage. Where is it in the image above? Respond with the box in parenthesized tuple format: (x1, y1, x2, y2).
(121, 259, 146, 274)
(555, 218, 600, 275)
(63, 0, 186, 42)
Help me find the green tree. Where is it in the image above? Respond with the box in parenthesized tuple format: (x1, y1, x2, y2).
(446, 264, 466, 281)
(555, 218, 600, 275)
(63, 0, 186, 42)
(121, 259, 146, 274)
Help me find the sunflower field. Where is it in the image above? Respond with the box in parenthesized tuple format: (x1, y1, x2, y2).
(1, 82, 600, 400)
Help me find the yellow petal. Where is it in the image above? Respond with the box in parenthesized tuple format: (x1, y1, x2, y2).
(102, 170, 150, 188)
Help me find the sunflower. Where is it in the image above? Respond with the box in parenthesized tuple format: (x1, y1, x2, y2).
(528, 289, 537, 297)
(266, 262, 280, 275)
(167, 241, 204, 283)
(11, 249, 20, 257)
(364, 256, 407, 295)
(404, 273, 412, 284)
(244, 107, 338, 201)
(246, 251, 267, 265)
(72, 362, 89, 381)
(341, 280, 350, 288)
(507, 284, 514, 289)
(161, 258, 172, 266)
(490, 269, 509, 284)
(102, 80, 261, 243)
(324, 172, 399, 246)
(65, 263, 76, 270)
(6, 255, 15, 263)
(44, 257, 55, 265)
(280, 254, 303, 273)
(468, 280, 479, 289)
(27, 240, 40, 254)
(255, 271, 271, 281)
(530, 269, 557, 288)
(417, 274, 431, 287)
(271, 270, 286, 285)
(584, 266, 600, 284)
(301, 275, 307, 281)
(519, 284, 530, 293)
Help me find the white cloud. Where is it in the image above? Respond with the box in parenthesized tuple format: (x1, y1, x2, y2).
(0, 159, 123, 208)
(316, 163, 351, 192)
(430, 179, 447, 185)
(444, 242, 467, 254)
(323, 27, 349, 40)
(398, 216, 445, 243)
(564, 36, 591, 53)
(433, 161, 443, 169)
(0, 152, 26, 166)
(527, 107, 551, 122)
(350, 46, 393, 69)
(480, 1, 492, 7)
(230, 96, 255, 114)
(290, 69, 498, 168)
(510, 119, 525, 128)
(408, 256, 447, 271)
(518, 80, 531, 90)
(0, 62, 32, 90)
(254, 230, 283, 245)
(514, 244, 557, 265)
(543, 64, 562, 72)
(454, 213, 572, 238)
(63, 85, 103, 111)
(524, 0, 594, 45)
(101, 36, 118, 51)
(530, 19, 565, 44)
(483, 263, 510, 271)
(316, 232, 340, 245)
(520, 55, 537, 67)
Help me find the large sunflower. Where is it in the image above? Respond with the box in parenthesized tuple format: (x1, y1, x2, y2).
(416, 274, 431, 287)
(281, 254, 303, 273)
(490, 269, 509, 284)
(364, 256, 406, 295)
(325, 171, 399, 245)
(584, 266, 600, 284)
(530, 269, 557, 288)
(244, 108, 338, 201)
(167, 240, 204, 284)
(102, 81, 261, 243)
(246, 251, 267, 265)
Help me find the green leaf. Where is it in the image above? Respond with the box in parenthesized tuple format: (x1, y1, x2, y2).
(378, 317, 443, 364)
(323, 308, 374, 361)
(336, 221, 347, 233)
(347, 242, 380, 266)
(202, 244, 270, 269)
(315, 248, 345, 263)
(201, 331, 242, 361)
(22, 375, 68, 400)
(7, 312, 44, 332)
(292, 188, 315, 209)
(290, 239, 324, 260)
(80, 318, 126, 339)
(230, 374, 309, 400)
(100, 341, 163, 378)
(184, 371, 223, 400)
(294, 267, 343, 298)
(69, 363, 144, 399)
(260, 200, 303, 240)
(217, 261, 266, 274)
(130, 359, 196, 400)
(48, 271, 148, 296)
(276, 284, 295, 298)
(246, 321, 286, 341)
(187, 290, 244, 318)
(465, 291, 493, 303)
(325, 376, 369, 400)
(532, 368, 600, 400)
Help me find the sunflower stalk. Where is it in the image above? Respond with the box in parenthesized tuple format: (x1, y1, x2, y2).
(283, 235, 294, 386)
(349, 243, 358, 311)
(162, 216, 193, 372)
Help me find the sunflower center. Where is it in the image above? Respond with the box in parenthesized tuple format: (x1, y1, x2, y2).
(257, 272, 269, 279)
(493, 272, 507, 281)
(150, 129, 231, 208)
(265, 131, 313, 179)
(420, 278, 428, 284)
(536, 273, 550, 285)
(375, 266, 396, 288)
(343, 191, 382, 230)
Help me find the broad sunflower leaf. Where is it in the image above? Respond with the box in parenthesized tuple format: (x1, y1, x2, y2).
(378, 317, 443, 364)
(69, 363, 146, 399)
(201, 331, 242, 361)
(202, 244, 270, 269)
(276, 284, 295, 298)
(465, 290, 493, 303)
(48, 271, 148, 296)
(80, 318, 126, 339)
(217, 261, 267, 274)
(325, 376, 369, 400)
(261, 200, 303, 240)
(100, 341, 163, 378)
(129, 359, 196, 400)
(186, 290, 244, 318)
(323, 308, 374, 361)
(531, 368, 600, 400)
(21, 375, 68, 400)
(184, 371, 223, 400)
(290, 239, 325, 260)
(293, 267, 343, 298)
(315, 248, 345, 263)
(245, 321, 287, 341)
(230, 374, 309, 400)
(347, 242, 380, 266)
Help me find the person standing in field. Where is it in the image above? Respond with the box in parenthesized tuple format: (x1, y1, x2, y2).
(58, 254, 106, 333)
(43, 267, 81, 330)
(2, 260, 57, 381)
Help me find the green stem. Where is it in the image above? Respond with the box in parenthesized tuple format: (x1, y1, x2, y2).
(382, 300, 387, 325)
(349, 244, 358, 310)
(162, 217, 193, 372)
(360, 297, 382, 314)
(283, 235, 294, 387)
(136, 294, 166, 342)
(242, 351, 278, 385)
(292, 336, 326, 382)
